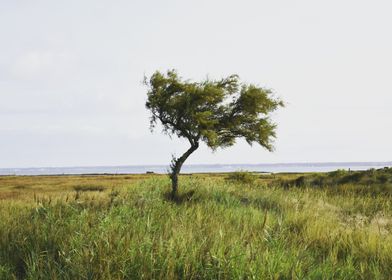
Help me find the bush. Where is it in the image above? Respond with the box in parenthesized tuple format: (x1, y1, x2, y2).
(281, 167, 392, 196)
(328, 169, 348, 178)
(226, 171, 257, 184)
(73, 185, 106, 192)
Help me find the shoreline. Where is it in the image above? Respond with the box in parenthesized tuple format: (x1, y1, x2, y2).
(1, 162, 392, 176)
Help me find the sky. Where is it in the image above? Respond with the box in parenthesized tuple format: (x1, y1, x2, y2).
(1, 0, 391, 168)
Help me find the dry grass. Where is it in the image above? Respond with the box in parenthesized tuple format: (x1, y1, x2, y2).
(0, 173, 391, 279)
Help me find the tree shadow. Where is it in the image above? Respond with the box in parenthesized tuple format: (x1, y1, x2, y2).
(163, 189, 197, 204)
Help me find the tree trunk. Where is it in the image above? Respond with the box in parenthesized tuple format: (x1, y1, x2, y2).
(170, 142, 199, 199)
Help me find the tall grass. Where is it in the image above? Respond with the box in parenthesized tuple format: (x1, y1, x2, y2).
(0, 175, 392, 279)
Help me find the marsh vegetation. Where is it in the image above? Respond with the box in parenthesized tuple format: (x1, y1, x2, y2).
(0, 170, 392, 279)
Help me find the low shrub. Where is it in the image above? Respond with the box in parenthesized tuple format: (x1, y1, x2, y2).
(73, 185, 106, 192)
(281, 167, 392, 196)
(226, 171, 257, 184)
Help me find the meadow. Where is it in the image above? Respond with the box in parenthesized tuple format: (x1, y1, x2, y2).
(1, 169, 392, 279)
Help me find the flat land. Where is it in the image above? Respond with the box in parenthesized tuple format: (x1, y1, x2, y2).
(1, 171, 392, 279)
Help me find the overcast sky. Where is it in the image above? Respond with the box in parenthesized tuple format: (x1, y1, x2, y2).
(1, 0, 391, 168)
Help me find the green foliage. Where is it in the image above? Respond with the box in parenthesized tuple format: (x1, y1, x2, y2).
(73, 185, 106, 192)
(285, 167, 392, 196)
(226, 170, 257, 184)
(145, 70, 284, 150)
(0, 265, 13, 280)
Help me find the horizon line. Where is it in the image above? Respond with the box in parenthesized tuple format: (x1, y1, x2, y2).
(1, 161, 392, 170)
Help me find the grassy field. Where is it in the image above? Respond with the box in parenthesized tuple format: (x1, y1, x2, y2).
(1, 170, 392, 279)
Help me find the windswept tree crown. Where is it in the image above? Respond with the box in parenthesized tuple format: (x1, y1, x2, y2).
(145, 70, 284, 151)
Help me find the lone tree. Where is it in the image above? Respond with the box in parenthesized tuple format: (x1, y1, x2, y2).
(145, 70, 284, 198)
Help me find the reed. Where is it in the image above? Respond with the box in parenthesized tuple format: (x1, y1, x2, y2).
(0, 174, 391, 279)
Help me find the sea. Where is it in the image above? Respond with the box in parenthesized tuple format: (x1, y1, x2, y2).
(1, 162, 391, 176)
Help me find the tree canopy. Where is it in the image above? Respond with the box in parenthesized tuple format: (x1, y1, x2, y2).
(145, 70, 284, 197)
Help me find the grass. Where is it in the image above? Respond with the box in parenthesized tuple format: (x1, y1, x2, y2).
(282, 167, 392, 196)
(0, 172, 392, 279)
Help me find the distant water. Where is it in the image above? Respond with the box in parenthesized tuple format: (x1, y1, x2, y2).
(1, 162, 391, 176)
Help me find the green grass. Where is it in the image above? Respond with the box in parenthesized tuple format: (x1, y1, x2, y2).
(282, 167, 392, 196)
(0, 173, 392, 279)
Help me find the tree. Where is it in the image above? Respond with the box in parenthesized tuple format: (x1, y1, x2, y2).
(145, 70, 284, 198)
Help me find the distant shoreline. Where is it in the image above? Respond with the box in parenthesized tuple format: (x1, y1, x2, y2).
(1, 162, 391, 176)
(3, 161, 392, 169)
